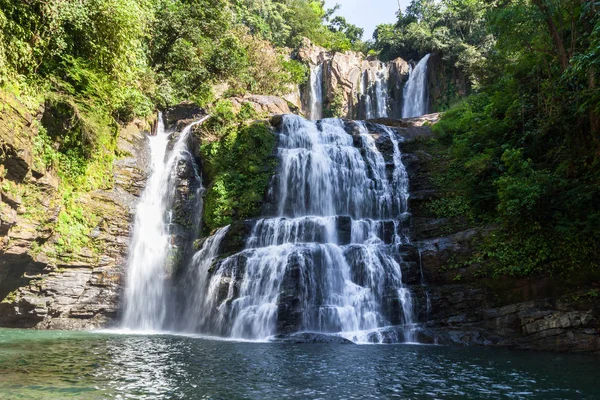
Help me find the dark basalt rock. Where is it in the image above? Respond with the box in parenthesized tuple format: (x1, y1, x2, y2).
(218, 220, 255, 256)
(276, 251, 310, 334)
(271, 332, 355, 344)
(336, 216, 352, 245)
(163, 102, 205, 130)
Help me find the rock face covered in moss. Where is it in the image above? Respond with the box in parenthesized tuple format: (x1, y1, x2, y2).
(0, 91, 149, 329)
(398, 119, 600, 354)
(425, 53, 470, 112)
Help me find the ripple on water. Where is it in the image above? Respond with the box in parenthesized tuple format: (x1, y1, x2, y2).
(0, 329, 599, 399)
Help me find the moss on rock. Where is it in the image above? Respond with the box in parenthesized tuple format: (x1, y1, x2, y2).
(201, 120, 277, 233)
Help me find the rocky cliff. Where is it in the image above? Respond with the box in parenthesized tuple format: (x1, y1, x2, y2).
(294, 42, 469, 119)
(0, 91, 149, 329)
(399, 116, 600, 354)
(296, 39, 410, 119)
(425, 53, 470, 112)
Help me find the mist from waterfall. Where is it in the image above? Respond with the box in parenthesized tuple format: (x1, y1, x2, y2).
(121, 115, 205, 331)
(402, 54, 431, 118)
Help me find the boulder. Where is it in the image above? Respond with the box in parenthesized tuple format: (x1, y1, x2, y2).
(271, 332, 355, 344)
(230, 95, 291, 116)
(163, 102, 205, 130)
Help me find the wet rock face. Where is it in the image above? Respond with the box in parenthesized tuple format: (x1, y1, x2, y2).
(0, 92, 149, 329)
(163, 103, 205, 131)
(271, 332, 355, 344)
(426, 52, 470, 113)
(415, 286, 600, 354)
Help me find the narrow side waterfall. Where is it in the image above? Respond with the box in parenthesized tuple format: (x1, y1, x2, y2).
(308, 64, 323, 120)
(402, 54, 431, 118)
(189, 115, 417, 343)
(122, 115, 205, 331)
(360, 63, 389, 119)
(373, 63, 389, 118)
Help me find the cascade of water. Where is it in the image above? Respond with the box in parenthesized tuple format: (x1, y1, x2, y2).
(402, 54, 431, 118)
(308, 64, 323, 120)
(194, 115, 416, 343)
(362, 69, 373, 120)
(122, 115, 207, 331)
(181, 226, 230, 333)
(373, 63, 389, 118)
(360, 64, 389, 119)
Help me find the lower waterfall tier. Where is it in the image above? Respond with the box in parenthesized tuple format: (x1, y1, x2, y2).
(180, 215, 423, 343)
(122, 114, 422, 343)
(167, 115, 421, 343)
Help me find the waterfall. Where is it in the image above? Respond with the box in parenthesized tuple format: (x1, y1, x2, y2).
(402, 54, 431, 118)
(360, 63, 389, 119)
(308, 64, 323, 120)
(361, 70, 373, 120)
(122, 114, 206, 331)
(180, 226, 230, 333)
(373, 63, 389, 118)
(193, 115, 416, 343)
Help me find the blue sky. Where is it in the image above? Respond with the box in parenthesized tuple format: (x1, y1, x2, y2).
(324, 0, 412, 40)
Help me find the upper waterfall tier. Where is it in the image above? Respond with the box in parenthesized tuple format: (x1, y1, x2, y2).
(277, 117, 408, 219)
(402, 54, 432, 118)
(297, 40, 431, 121)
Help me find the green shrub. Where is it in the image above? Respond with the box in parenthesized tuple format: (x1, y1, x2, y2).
(201, 108, 277, 233)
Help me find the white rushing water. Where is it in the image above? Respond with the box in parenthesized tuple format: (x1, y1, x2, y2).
(360, 63, 389, 119)
(402, 54, 431, 118)
(308, 64, 323, 120)
(191, 115, 416, 343)
(122, 114, 207, 331)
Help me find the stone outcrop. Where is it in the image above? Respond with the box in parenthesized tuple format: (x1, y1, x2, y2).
(230, 95, 292, 116)
(0, 92, 149, 329)
(426, 52, 470, 112)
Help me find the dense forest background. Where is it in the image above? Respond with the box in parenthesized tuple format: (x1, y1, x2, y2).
(373, 0, 599, 277)
(0, 0, 598, 278)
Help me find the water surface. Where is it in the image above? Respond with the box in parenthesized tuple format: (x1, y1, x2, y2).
(0, 328, 598, 399)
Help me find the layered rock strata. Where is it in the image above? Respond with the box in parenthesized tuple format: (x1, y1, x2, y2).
(0, 92, 149, 329)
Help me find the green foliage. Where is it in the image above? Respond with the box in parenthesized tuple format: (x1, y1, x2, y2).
(54, 197, 98, 256)
(282, 60, 309, 86)
(427, 196, 473, 220)
(428, 1, 600, 277)
(328, 16, 363, 46)
(323, 87, 344, 118)
(372, 0, 493, 86)
(201, 105, 277, 232)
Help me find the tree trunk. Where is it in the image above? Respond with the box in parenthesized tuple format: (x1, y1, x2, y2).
(533, 0, 569, 71)
(589, 69, 599, 139)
